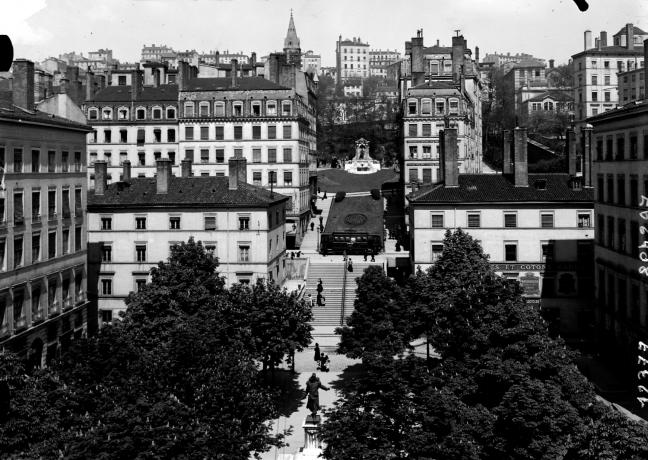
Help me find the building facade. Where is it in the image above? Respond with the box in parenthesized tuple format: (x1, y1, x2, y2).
(302, 51, 321, 75)
(0, 59, 94, 367)
(409, 127, 595, 334)
(87, 158, 289, 323)
(369, 49, 401, 79)
(572, 24, 647, 124)
(141, 44, 175, 63)
(589, 93, 648, 369)
(336, 36, 371, 82)
(617, 66, 646, 103)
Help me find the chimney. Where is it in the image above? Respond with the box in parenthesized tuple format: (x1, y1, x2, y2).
(475, 46, 480, 63)
(228, 150, 248, 190)
(503, 130, 513, 174)
(411, 33, 425, 86)
(627, 23, 635, 50)
(177, 60, 190, 91)
(11, 59, 35, 110)
(549, 59, 554, 69)
(566, 128, 577, 176)
(267, 53, 281, 84)
(94, 160, 108, 195)
(97, 74, 106, 91)
(215, 51, 220, 64)
(131, 69, 142, 101)
(156, 158, 172, 194)
(439, 128, 459, 187)
(581, 126, 593, 186)
(584, 30, 592, 50)
(600, 31, 608, 47)
(231, 59, 238, 87)
(59, 77, 69, 95)
(152, 69, 160, 87)
(513, 127, 528, 187)
(251, 52, 257, 66)
(595, 38, 600, 50)
(85, 70, 95, 101)
(451, 35, 465, 82)
(122, 160, 131, 183)
(181, 158, 192, 177)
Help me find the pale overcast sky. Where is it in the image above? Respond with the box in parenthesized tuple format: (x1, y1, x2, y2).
(1, 0, 647, 67)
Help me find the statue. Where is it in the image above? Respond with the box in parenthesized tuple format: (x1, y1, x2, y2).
(344, 138, 380, 174)
(304, 373, 329, 418)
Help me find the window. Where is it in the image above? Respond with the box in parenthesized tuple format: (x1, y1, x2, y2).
(154, 152, 161, 161)
(268, 125, 276, 139)
(233, 102, 243, 116)
(449, 99, 459, 114)
(467, 213, 480, 228)
(201, 149, 211, 164)
(62, 189, 70, 218)
(422, 168, 432, 183)
(136, 279, 147, 292)
(102, 108, 112, 120)
(504, 242, 517, 262)
(422, 124, 431, 137)
(591, 75, 598, 85)
(431, 213, 444, 228)
(252, 125, 261, 140)
(283, 125, 292, 139)
(47, 150, 56, 172)
(0, 238, 5, 271)
(13, 236, 23, 268)
(62, 229, 69, 255)
(199, 102, 209, 117)
(136, 216, 146, 229)
(48, 190, 56, 219)
(199, 126, 209, 140)
(251, 102, 261, 116)
(267, 101, 277, 116)
(281, 101, 292, 116)
(268, 148, 277, 163)
(408, 100, 417, 115)
(32, 190, 40, 219)
(504, 213, 517, 228)
(13, 148, 22, 172)
(408, 124, 417, 137)
(630, 177, 639, 207)
(604, 91, 610, 102)
(283, 148, 292, 163)
(253, 171, 262, 185)
(252, 148, 261, 163)
(32, 233, 40, 262)
(136, 244, 147, 262)
(88, 108, 98, 120)
(435, 100, 445, 115)
(215, 126, 224, 140)
(239, 245, 250, 262)
(101, 244, 112, 262)
(13, 192, 23, 225)
(431, 243, 443, 262)
(409, 168, 418, 181)
(184, 102, 194, 117)
(540, 213, 554, 228)
(234, 126, 243, 140)
(618, 219, 626, 253)
(591, 91, 598, 102)
(205, 243, 217, 257)
(137, 129, 145, 146)
(204, 215, 217, 230)
(214, 102, 225, 117)
(239, 216, 250, 230)
(101, 216, 112, 230)
(75, 226, 82, 251)
(101, 279, 112, 296)
(169, 216, 181, 229)
(617, 175, 625, 205)
(215, 149, 224, 163)
(284, 171, 293, 186)
(167, 107, 176, 119)
(31, 150, 39, 172)
(578, 212, 591, 228)
(185, 126, 194, 140)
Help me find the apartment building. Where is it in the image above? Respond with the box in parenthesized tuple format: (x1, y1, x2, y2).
(0, 59, 94, 367)
(336, 36, 370, 82)
(369, 49, 401, 79)
(87, 158, 289, 323)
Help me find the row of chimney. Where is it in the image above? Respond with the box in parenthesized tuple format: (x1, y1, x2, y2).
(584, 23, 637, 51)
(407, 30, 468, 87)
(93, 153, 249, 196)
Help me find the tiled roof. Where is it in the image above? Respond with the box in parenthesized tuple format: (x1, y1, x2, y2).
(513, 59, 545, 69)
(409, 174, 594, 204)
(91, 84, 178, 102)
(0, 105, 92, 131)
(572, 45, 644, 58)
(526, 90, 574, 103)
(88, 176, 290, 209)
(613, 25, 647, 36)
(183, 77, 290, 91)
(587, 100, 648, 123)
(423, 46, 452, 54)
(410, 80, 459, 91)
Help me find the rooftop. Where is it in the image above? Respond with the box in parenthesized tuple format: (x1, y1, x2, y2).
(88, 176, 290, 209)
(613, 25, 647, 36)
(409, 174, 594, 204)
(90, 84, 178, 102)
(526, 90, 574, 103)
(184, 77, 290, 92)
(572, 45, 645, 59)
(512, 59, 546, 69)
(0, 104, 91, 131)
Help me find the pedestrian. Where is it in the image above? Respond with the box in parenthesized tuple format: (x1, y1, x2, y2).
(314, 343, 321, 363)
(371, 249, 376, 262)
(291, 251, 295, 260)
(318, 354, 330, 372)
(319, 216, 323, 226)
(317, 186, 321, 194)
(319, 224, 324, 233)
(317, 279, 323, 295)
(310, 222, 315, 231)
(296, 250, 301, 257)
(317, 293, 324, 307)
(307, 293, 314, 308)
(363, 249, 367, 261)
(347, 258, 353, 272)
(343, 249, 347, 261)
(323, 191, 328, 199)
(304, 373, 329, 418)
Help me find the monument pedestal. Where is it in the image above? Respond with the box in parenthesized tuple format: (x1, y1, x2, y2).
(295, 414, 323, 459)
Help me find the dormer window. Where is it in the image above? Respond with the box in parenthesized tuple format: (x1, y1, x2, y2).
(166, 107, 176, 119)
(421, 99, 432, 115)
(136, 108, 146, 120)
(88, 108, 98, 120)
(233, 102, 243, 116)
(184, 102, 195, 117)
(281, 101, 292, 116)
(214, 101, 225, 116)
(199, 102, 210, 117)
(118, 108, 129, 120)
(152, 107, 162, 119)
(251, 101, 262, 116)
(267, 101, 277, 116)
(449, 99, 459, 114)
(101, 108, 112, 120)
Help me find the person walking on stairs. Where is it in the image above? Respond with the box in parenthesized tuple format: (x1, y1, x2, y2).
(314, 343, 320, 363)
(347, 258, 353, 272)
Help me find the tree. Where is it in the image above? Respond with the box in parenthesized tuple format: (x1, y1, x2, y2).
(547, 63, 574, 89)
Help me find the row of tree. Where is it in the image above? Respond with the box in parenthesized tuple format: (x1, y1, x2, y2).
(0, 239, 313, 459)
(321, 229, 648, 459)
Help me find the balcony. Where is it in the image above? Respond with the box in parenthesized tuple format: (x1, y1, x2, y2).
(14, 316, 27, 331)
(76, 290, 86, 304)
(49, 301, 60, 316)
(32, 309, 44, 323)
(0, 323, 9, 338)
(63, 297, 73, 311)
(74, 163, 82, 172)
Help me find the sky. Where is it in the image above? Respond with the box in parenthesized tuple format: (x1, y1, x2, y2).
(1, 0, 647, 67)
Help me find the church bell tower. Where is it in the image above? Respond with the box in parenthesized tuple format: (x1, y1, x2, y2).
(283, 10, 302, 68)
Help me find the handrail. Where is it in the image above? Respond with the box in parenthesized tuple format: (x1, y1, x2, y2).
(340, 260, 347, 326)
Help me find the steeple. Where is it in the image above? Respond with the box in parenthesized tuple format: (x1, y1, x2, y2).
(283, 9, 302, 68)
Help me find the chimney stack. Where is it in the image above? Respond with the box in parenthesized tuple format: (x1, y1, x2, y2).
(584, 30, 592, 50)
(152, 69, 160, 88)
(122, 160, 131, 183)
(475, 46, 480, 63)
(156, 158, 172, 194)
(451, 35, 466, 82)
(549, 59, 554, 69)
(513, 127, 528, 187)
(177, 60, 190, 91)
(503, 130, 513, 174)
(215, 51, 220, 64)
(566, 128, 577, 176)
(251, 52, 257, 66)
(228, 150, 248, 190)
(626, 23, 635, 50)
(595, 38, 600, 50)
(12, 59, 35, 111)
(59, 77, 69, 95)
(94, 160, 108, 195)
(439, 128, 459, 187)
(85, 70, 95, 101)
(181, 158, 192, 177)
(581, 126, 593, 186)
(231, 59, 238, 87)
(600, 31, 608, 47)
(131, 69, 142, 101)
(411, 32, 425, 86)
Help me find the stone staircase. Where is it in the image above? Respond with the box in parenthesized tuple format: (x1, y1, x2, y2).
(305, 263, 346, 326)
(342, 261, 383, 324)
